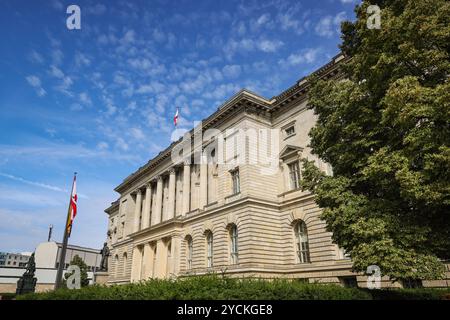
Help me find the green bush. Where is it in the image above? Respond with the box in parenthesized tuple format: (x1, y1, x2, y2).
(16, 275, 450, 300)
(0, 292, 16, 300)
(366, 288, 450, 300)
(17, 275, 370, 300)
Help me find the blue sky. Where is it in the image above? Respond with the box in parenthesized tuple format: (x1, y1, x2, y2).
(0, 0, 358, 253)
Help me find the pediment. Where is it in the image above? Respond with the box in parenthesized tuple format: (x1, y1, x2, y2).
(279, 145, 304, 160)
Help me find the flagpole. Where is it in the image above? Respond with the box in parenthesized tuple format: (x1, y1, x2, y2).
(55, 172, 77, 290)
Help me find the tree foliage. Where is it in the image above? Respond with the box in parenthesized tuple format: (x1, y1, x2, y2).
(302, 0, 450, 280)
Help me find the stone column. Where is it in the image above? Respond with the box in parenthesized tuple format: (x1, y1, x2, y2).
(154, 240, 166, 279)
(167, 169, 176, 220)
(171, 235, 182, 276)
(133, 189, 142, 233)
(131, 246, 142, 282)
(142, 243, 151, 279)
(199, 153, 208, 209)
(182, 161, 191, 215)
(142, 183, 152, 229)
(153, 176, 163, 225)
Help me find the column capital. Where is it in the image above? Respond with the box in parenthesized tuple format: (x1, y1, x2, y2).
(145, 181, 152, 188)
(134, 188, 142, 195)
(183, 159, 191, 166)
(168, 167, 176, 175)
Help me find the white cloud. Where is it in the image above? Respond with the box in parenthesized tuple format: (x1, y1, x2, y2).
(222, 64, 242, 78)
(278, 48, 321, 67)
(258, 39, 284, 52)
(86, 3, 107, 15)
(28, 50, 44, 64)
(75, 52, 91, 67)
(121, 29, 136, 45)
(25, 75, 46, 97)
(204, 83, 240, 100)
(315, 12, 347, 37)
(256, 13, 271, 26)
(49, 65, 64, 78)
(115, 137, 129, 151)
(130, 127, 145, 140)
(97, 141, 109, 150)
(0, 172, 67, 193)
(51, 48, 63, 65)
(79, 92, 92, 106)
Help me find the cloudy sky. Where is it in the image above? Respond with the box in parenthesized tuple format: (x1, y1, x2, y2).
(0, 0, 358, 253)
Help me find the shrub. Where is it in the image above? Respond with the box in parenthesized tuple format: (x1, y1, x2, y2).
(16, 275, 450, 300)
(17, 275, 371, 300)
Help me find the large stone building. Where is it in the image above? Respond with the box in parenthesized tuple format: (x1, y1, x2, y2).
(104, 54, 449, 288)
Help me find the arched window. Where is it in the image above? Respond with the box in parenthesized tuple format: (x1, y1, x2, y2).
(229, 225, 238, 264)
(294, 221, 310, 263)
(206, 231, 213, 268)
(186, 236, 193, 270)
(123, 252, 128, 276)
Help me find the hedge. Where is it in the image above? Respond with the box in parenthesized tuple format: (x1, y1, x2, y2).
(15, 276, 450, 300)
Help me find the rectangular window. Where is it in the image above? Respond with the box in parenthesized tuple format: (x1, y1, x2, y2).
(206, 233, 213, 268)
(187, 239, 193, 270)
(231, 169, 240, 194)
(285, 126, 295, 137)
(230, 226, 239, 264)
(288, 161, 301, 190)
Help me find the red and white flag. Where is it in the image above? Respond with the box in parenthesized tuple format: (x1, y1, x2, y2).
(66, 174, 78, 236)
(174, 107, 179, 127)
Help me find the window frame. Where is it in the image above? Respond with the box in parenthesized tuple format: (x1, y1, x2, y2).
(206, 231, 213, 268)
(186, 236, 193, 270)
(288, 161, 301, 190)
(294, 221, 310, 264)
(230, 168, 240, 195)
(229, 225, 239, 265)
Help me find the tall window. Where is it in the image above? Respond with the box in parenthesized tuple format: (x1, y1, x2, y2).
(123, 252, 128, 276)
(206, 232, 213, 268)
(186, 236, 193, 270)
(231, 169, 240, 194)
(230, 225, 238, 264)
(288, 161, 301, 190)
(295, 221, 310, 263)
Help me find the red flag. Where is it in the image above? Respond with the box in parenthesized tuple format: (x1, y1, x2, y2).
(66, 174, 77, 235)
(174, 107, 179, 127)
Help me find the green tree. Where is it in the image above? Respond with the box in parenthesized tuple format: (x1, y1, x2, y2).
(63, 254, 89, 287)
(302, 0, 449, 281)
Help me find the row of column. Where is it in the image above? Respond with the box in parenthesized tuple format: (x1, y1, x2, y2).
(133, 160, 209, 233)
(130, 237, 181, 281)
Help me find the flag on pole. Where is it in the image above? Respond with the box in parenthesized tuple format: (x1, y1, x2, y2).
(66, 174, 78, 236)
(174, 107, 179, 127)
